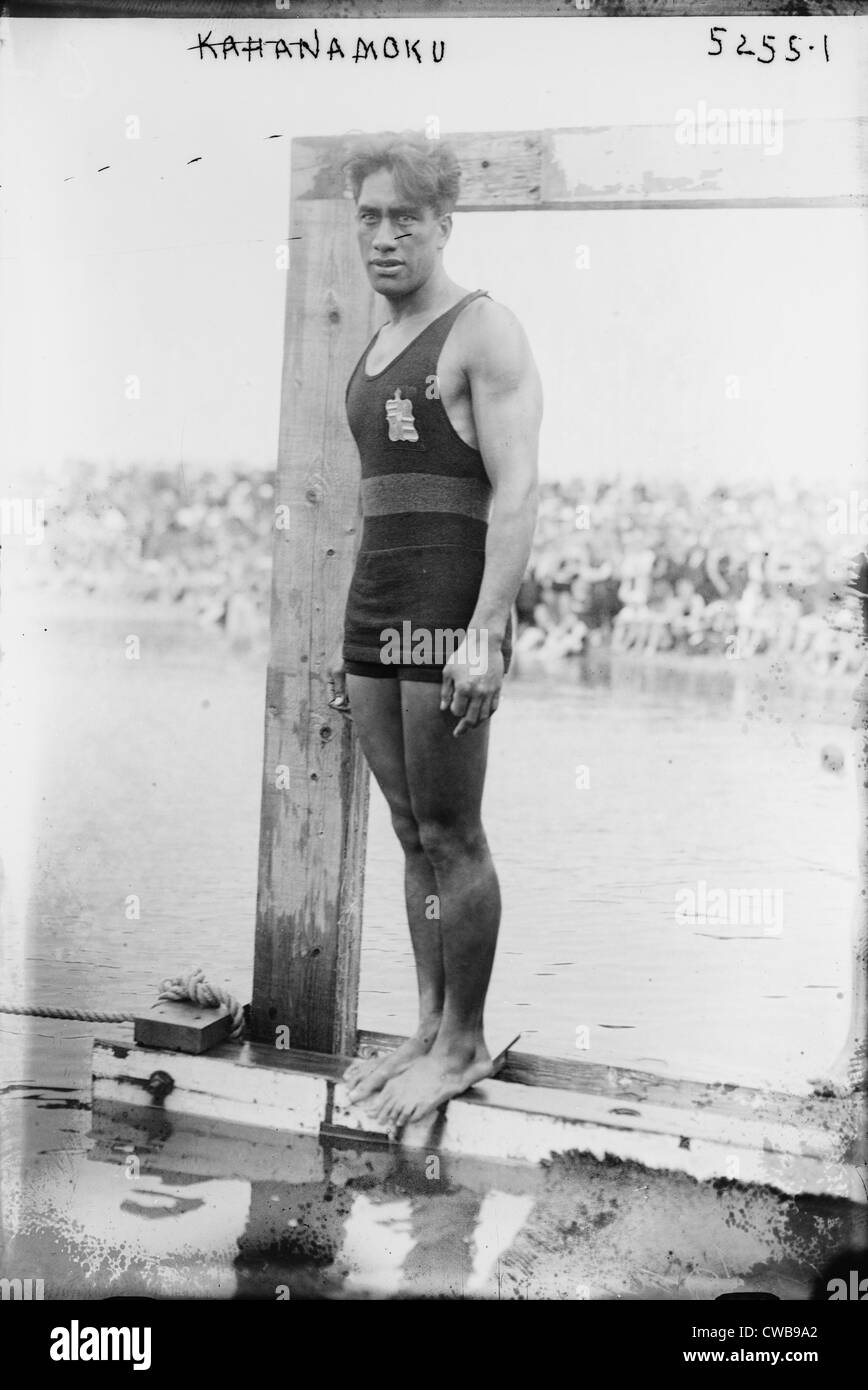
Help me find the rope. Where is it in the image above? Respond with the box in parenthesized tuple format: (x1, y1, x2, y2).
(157, 969, 245, 1041)
(0, 1004, 135, 1023)
(0, 968, 245, 1041)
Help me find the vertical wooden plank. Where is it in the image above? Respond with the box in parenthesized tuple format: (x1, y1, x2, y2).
(251, 147, 377, 1054)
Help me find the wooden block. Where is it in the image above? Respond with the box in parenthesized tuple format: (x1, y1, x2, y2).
(132, 1000, 233, 1054)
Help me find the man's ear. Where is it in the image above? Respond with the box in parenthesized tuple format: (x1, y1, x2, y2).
(438, 213, 453, 247)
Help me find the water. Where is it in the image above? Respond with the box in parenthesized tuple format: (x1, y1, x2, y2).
(1, 1102, 860, 1301)
(0, 601, 862, 1298)
(2, 601, 858, 1091)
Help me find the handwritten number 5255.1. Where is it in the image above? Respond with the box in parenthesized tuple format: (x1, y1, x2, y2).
(708, 27, 830, 62)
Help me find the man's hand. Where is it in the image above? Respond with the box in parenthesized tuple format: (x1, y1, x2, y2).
(440, 634, 503, 737)
(326, 641, 351, 716)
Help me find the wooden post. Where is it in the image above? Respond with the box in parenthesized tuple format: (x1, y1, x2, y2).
(251, 156, 378, 1053)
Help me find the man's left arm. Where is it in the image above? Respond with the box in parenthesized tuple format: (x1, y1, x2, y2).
(443, 302, 543, 735)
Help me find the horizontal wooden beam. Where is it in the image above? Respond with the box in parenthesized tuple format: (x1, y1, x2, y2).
(295, 121, 868, 211)
(92, 1039, 863, 1199)
(356, 1030, 862, 1148)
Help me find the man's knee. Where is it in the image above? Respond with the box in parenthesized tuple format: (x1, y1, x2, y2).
(417, 817, 486, 866)
(391, 806, 422, 854)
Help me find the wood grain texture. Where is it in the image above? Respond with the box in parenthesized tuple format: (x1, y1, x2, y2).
(296, 121, 868, 210)
(251, 183, 377, 1054)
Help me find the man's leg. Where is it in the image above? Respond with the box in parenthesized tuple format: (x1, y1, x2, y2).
(342, 674, 446, 1101)
(365, 681, 501, 1126)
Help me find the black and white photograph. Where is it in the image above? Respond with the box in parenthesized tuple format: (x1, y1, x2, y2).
(1, 0, 867, 1336)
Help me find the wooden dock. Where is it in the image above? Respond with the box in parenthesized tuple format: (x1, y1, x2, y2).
(93, 1034, 864, 1202)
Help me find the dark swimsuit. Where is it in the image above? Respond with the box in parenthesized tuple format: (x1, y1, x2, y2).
(342, 289, 512, 683)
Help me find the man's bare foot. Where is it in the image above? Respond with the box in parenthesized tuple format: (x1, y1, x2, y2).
(364, 1038, 493, 1128)
(344, 1022, 441, 1104)
(343, 1048, 383, 1088)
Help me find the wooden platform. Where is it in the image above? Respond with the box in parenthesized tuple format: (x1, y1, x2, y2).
(92, 1037, 865, 1202)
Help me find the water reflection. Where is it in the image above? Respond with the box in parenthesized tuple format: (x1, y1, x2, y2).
(1, 1101, 862, 1301)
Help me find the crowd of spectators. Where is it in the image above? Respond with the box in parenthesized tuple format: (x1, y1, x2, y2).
(33, 465, 865, 678)
(35, 463, 275, 639)
(515, 480, 864, 678)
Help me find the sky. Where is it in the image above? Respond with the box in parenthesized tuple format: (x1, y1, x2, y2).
(1, 13, 867, 488)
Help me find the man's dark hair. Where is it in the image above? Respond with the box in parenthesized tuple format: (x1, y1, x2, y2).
(343, 132, 461, 216)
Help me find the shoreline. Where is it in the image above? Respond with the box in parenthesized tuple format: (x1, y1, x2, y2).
(13, 589, 862, 696)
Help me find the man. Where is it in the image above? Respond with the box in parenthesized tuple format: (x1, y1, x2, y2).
(327, 131, 542, 1129)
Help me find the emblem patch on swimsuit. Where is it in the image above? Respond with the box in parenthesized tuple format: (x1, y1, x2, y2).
(385, 387, 419, 443)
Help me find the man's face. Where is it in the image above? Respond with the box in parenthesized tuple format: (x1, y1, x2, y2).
(355, 168, 450, 298)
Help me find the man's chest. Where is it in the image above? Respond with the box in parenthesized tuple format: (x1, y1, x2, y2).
(365, 337, 476, 451)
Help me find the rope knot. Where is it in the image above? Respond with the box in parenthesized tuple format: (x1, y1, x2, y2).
(157, 968, 245, 1041)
